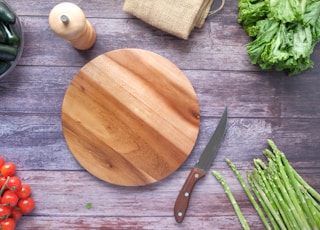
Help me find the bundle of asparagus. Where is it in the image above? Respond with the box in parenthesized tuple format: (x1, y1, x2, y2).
(213, 140, 320, 230)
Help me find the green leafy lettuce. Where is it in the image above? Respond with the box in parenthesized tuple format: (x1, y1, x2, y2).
(238, 0, 320, 75)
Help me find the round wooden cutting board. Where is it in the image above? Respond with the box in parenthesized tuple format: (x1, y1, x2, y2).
(61, 48, 200, 186)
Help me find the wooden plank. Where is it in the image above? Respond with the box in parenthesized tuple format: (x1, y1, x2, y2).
(1, 67, 320, 117)
(16, 15, 253, 71)
(7, 0, 129, 18)
(1, 115, 320, 171)
(16, 216, 264, 230)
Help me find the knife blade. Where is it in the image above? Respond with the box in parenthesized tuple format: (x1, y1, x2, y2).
(174, 107, 228, 223)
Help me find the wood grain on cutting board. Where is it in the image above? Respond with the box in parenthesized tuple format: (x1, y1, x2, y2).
(61, 49, 200, 186)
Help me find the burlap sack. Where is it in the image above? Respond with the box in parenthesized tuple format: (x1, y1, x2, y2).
(123, 0, 224, 40)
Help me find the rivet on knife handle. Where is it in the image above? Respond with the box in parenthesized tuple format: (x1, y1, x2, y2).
(174, 168, 206, 223)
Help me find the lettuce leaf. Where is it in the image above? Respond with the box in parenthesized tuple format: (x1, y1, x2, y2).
(269, 0, 306, 23)
(238, 0, 268, 27)
(303, 0, 320, 40)
(238, 0, 320, 75)
(246, 20, 280, 64)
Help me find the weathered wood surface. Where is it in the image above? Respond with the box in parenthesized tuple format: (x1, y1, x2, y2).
(0, 0, 319, 229)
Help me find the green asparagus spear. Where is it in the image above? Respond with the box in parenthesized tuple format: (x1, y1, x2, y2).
(247, 172, 280, 230)
(225, 158, 271, 230)
(212, 170, 250, 230)
(249, 172, 287, 229)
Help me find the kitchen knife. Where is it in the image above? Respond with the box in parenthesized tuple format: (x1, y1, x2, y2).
(174, 107, 228, 223)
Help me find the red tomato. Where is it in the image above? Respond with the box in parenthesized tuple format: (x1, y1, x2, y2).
(18, 197, 35, 214)
(11, 207, 22, 221)
(1, 190, 19, 207)
(0, 218, 16, 230)
(1, 163, 16, 177)
(0, 157, 4, 168)
(0, 206, 11, 219)
(0, 176, 7, 188)
(15, 184, 31, 199)
(6, 176, 21, 191)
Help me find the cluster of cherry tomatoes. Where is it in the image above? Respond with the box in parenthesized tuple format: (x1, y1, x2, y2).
(0, 157, 35, 230)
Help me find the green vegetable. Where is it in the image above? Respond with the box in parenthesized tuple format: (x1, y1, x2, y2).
(212, 170, 251, 230)
(2, 23, 19, 45)
(225, 158, 271, 230)
(238, 0, 320, 75)
(0, 61, 11, 74)
(0, 2, 21, 75)
(0, 2, 16, 24)
(86, 202, 92, 209)
(0, 43, 18, 61)
(219, 140, 320, 229)
(0, 23, 6, 43)
(247, 171, 284, 230)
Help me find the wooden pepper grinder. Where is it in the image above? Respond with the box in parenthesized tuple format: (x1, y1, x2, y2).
(49, 2, 96, 50)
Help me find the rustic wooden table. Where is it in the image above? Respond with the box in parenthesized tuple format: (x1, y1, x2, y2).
(1, 0, 320, 229)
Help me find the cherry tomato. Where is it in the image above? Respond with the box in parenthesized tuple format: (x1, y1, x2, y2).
(18, 197, 35, 214)
(11, 207, 22, 221)
(1, 190, 19, 207)
(6, 176, 21, 191)
(0, 157, 4, 168)
(0, 176, 7, 189)
(15, 184, 31, 199)
(0, 218, 16, 230)
(1, 163, 16, 177)
(0, 206, 11, 219)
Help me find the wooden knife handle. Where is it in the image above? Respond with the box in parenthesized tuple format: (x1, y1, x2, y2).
(174, 167, 206, 223)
